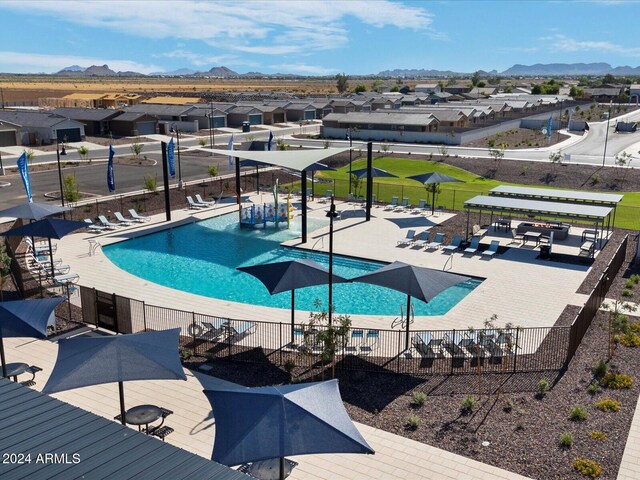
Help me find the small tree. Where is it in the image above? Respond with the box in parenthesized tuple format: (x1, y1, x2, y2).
(77, 146, 89, 161)
(335, 73, 349, 94)
(547, 150, 563, 183)
(207, 165, 218, 179)
(0, 240, 11, 301)
(471, 71, 481, 87)
(198, 138, 207, 147)
(614, 151, 633, 188)
(351, 174, 363, 198)
(144, 175, 158, 193)
(488, 143, 506, 170)
(63, 174, 80, 202)
(276, 138, 288, 150)
(438, 145, 449, 160)
(353, 84, 367, 93)
(25, 149, 35, 165)
(603, 300, 637, 360)
(381, 142, 390, 154)
(130, 138, 144, 160)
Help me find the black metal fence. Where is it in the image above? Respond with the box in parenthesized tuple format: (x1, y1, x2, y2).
(79, 286, 571, 376)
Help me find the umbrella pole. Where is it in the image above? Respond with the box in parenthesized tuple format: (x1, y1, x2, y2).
(290, 290, 295, 345)
(0, 337, 7, 378)
(118, 381, 126, 425)
(49, 238, 55, 279)
(431, 185, 436, 216)
(405, 295, 411, 350)
(256, 166, 259, 193)
(280, 456, 285, 480)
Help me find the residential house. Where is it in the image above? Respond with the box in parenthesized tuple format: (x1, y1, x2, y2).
(329, 100, 357, 113)
(226, 106, 263, 126)
(0, 120, 20, 147)
(186, 105, 228, 129)
(109, 112, 158, 136)
(0, 110, 85, 144)
(415, 83, 441, 94)
(630, 84, 640, 105)
(582, 87, 623, 102)
(142, 96, 202, 105)
(283, 102, 318, 122)
(124, 104, 198, 132)
(51, 107, 123, 136)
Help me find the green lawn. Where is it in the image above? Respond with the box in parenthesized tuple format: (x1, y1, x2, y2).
(291, 157, 640, 230)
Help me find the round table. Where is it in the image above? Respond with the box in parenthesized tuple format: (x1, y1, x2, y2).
(124, 405, 163, 432)
(4, 362, 30, 382)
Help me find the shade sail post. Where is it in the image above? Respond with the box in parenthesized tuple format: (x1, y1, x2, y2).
(301, 171, 308, 243)
(0, 338, 7, 378)
(405, 295, 411, 350)
(235, 157, 241, 204)
(48, 238, 55, 279)
(290, 290, 295, 345)
(431, 185, 437, 215)
(118, 381, 126, 425)
(280, 457, 285, 480)
(160, 141, 171, 222)
(366, 142, 373, 221)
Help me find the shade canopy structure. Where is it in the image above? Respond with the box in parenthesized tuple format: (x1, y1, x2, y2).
(303, 162, 334, 172)
(352, 261, 470, 349)
(350, 167, 398, 179)
(0, 217, 87, 278)
(407, 172, 463, 215)
(0, 297, 65, 378)
(43, 328, 187, 424)
(205, 379, 374, 479)
(0, 202, 70, 221)
(237, 259, 348, 344)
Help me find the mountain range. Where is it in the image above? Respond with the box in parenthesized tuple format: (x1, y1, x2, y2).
(52, 62, 640, 78)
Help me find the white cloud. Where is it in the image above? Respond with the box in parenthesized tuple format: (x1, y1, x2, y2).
(269, 63, 337, 75)
(0, 51, 161, 74)
(159, 49, 238, 67)
(545, 34, 640, 56)
(2, 0, 440, 56)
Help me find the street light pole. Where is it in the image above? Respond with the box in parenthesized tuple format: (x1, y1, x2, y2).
(602, 101, 612, 167)
(326, 196, 339, 326)
(0, 150, 4, 176)
(171, 125, 183, 189)
(346, 128, 352, 195)
(557, 99, 563, 142)
(208, 102, 215, 154)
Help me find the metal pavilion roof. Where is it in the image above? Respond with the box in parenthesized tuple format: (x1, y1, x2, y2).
(489, 185, 623, 205)
(464, 195, 613, 220)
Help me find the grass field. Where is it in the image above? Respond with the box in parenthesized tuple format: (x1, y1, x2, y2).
(304, 157, 640, 229)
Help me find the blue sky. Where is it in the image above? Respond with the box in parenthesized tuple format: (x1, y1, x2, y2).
(1, 0, 639, 75)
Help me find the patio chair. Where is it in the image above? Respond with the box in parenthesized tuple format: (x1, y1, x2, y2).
(472, 224, 488, 238)
(318, 190, 332, 204)
(359, 330, 379, 355)
(394, 197, 410, 212)
(397, 229, 416, 247)
(384, 196, 398, 210)
(28, 252, 64, 268)
(344, 329, 364, 354)
(53, 273, 80, 286)
(32, 259, 71, 278)
(186, 196, 206, 209)
(98, 215, 121, 229)
(509, 228, 524, 245)
(189, 318, 229, 341)
(412, 332, 442, 358)
(411, 231, 430, 249)
(410, 199, 427, 215)
(442, 332, 467, 366)
(84, 218, 109, 231)
(580, 241, 595, 256)
(128, 209, 150, 222)
(478, 335, 505, 364)
(463, 237, 480, 255)
(443, 235, 462, 253)
(195, 193, 216, 206)
(114, 211, 137, 225)
(435, 205, 444, 216)
(227, 320, 256, 341)
(425, 232, 445, 250)
(481, 240, 500, 258)
(25, 238, 56, 256)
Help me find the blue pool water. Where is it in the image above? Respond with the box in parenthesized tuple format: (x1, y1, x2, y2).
(103, 214, 480, 316)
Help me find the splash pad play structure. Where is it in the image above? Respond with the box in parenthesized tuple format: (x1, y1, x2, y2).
(240, 180, 295, 229)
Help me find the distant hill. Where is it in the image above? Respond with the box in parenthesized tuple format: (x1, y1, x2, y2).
(192, 66, 239, 77)
(84, 64, 117, 76)
(150, 68, 198, 76)
(501, 63, 614, 76)
(57, 65, 84, 73)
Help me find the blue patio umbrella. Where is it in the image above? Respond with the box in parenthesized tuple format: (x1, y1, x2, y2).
(350, 167, 398, 202)
(43, 328, 187, 425)
(0, 202, 70, 221)
(303, 162, 335, 199)
(204, 379, 373, 480)
(0, 218, 86, 278)
(406, 172, 463, 215)
(237, 259, 348, 344)
(352, 261, 470, 349)
(0, 297, 65, 378)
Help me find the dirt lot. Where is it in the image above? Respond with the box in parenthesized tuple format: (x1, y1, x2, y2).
(463, 127, 572, 149)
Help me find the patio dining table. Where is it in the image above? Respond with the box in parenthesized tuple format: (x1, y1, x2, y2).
(239, 458, 298, 480)
(124, 404, 163, 432)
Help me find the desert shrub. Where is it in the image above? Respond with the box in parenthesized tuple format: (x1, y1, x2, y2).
(587, 382, 600, 395)
(602, 372, 633, 389)
(629, 322, 640, 333)
(590, 173, 601, 185)
(198, 138, 207, 147)
(625, 279, 635, 289)
(63, 174, 80, 202)
(570, 406, 588, 421)
(589, 431, 607, 441)
(560, 432, 574, 448)
(412, 391, 427, 406)
(283, 358, 295, 373)
(593, 360, 607, 378)
(537, 378, 550, 395)
(619, 332, 640, 347)
(406, 415, 420, 430)
(461, 396, 477, 413)
(622, 289, 633, 297)
(572, 458, 603, 478)
(144, 175, 158, 193)
(630, 274, 640, 284)
(594, 398, 620, 412)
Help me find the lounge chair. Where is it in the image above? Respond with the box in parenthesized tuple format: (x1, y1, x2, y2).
(411, 231, 430, 249)
(53, 273, 79, 286)
(411, 200, 427, 215)
(443, 235, 462, 253)
(426, 232, 445, 250)
(227, 320, 255, 341)
(464, 237, 480, 255)
(479, 334, 505, 364)
(114, 212, 137, 225)
(32, 258, 71, 277)
(412, 332, 442, 358)
(128, 209, 150, 222)
(580, 241, 595, 256)
(509, 228, 524, 245)
(397, 229, 416, 247)
(186, 196, 206, 209)
(443, 332, 467, 366)
(98, 215, 121, 229)
(482, 240, 500, 258)
(195, 194, 215, 206)
(434, 205, 444, 216)
(394, 197, 410, 212)
(384, 196, 398, 210)
(189, 318, 228, 341)
(345, 329, 363, 354)
(318, 190, 332, 204)
(84, 218, 109, 231)
(472, 224, 488, 238)
(359, 330, 379, 355)
(28, 253, 64, 268)
(25, 238, 56, 255)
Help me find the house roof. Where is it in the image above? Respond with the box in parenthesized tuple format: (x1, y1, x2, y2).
(583, 88, 622, 96)
(284, 102, 316, 111)
(142, 96, 202, 104)
(0, 379, 247, 480)
(324, 112, 437, 126)
(110, 112, 157, 122)
(227, 106, 262, 115)
(415, 84, 439, 89)
(489, 185, 623, 205)
(62, 93, 108, 100)
(187, 105, 228, 116)
(124, 104, 196, 116)
(0, 110, 84, 129)
(51, 108, 123, 122)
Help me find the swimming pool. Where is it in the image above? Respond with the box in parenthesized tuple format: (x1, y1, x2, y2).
(103, 214, 480, 316)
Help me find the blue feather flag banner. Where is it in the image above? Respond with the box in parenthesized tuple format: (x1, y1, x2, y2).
(228, 134, 234, 169)
(17, 151, 32, 203)
(547, 116, 553, 139)
(167, 138, 176, 178)
(267, 130, 274, 151)
(107, 144, 115, 192)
